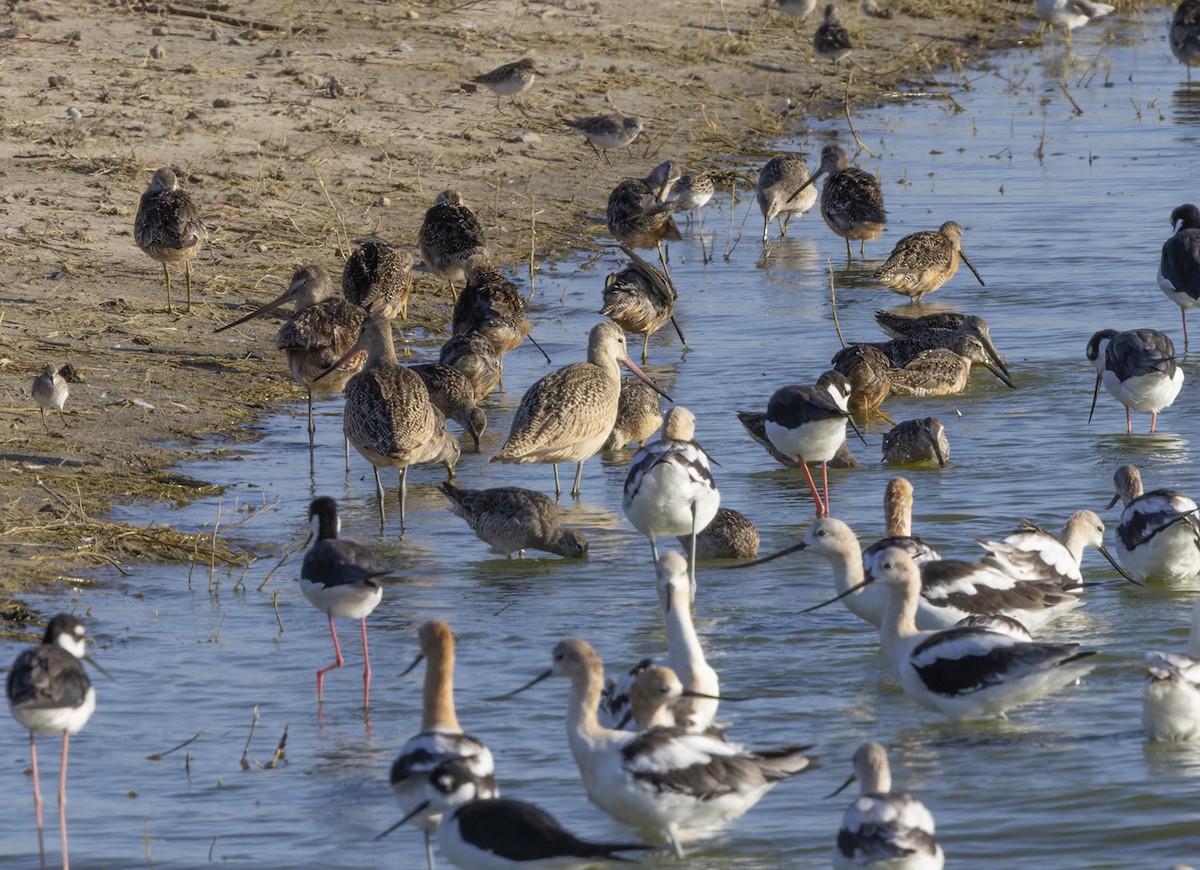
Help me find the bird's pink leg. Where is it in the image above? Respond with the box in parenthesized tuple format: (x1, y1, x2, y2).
(316, 613, 345, 704)
(1151, 411, 1159, 434)
(360, 617, 372, 710)
(1183, 309, 1190, 354)
(822, 461, 831, 517)
(29, 732, 46, 870)
(59, 731, 70, 870)
(800, 462, 827, 518)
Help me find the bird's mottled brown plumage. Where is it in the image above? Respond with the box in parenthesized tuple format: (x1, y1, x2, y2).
(604, 377, 664, 450)
(814, 4, 852, 61)
(681, 507, 760, 560)
(607, 162, 682, 251)
(342, 241, 413, 321)
(419, 190, 489, 288)
(600, 253, 676, 360)
(440, 330, 503, 399)
(410, 362, 486, 450)
(875, 221, 983, 301)
(441, 481, 588, 557)
(757, 154, 817, 243)
(812, 144, 885, 258)
(455, 255, 532, 356)
(470, 57, 540, 109)
(887, 337, 1006, 396)
(883, 417, 950, 466)
(873, 310, 1009, 373)
(134, 167, 208, 312)
(832, 345, 892, 418)
(566, 114, 643, 162)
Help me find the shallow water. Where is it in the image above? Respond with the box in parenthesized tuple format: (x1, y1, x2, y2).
(7, 7, 1200, 869)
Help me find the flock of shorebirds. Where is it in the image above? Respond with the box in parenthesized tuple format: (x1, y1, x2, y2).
(13, 3, 1200, 870)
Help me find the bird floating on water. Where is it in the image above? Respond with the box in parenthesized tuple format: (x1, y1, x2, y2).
(1107, 464, 1200, 583)
(1142, 599, 1200, 742)
(1158, 203, 1200, 351)
(1086, 328, 1183, 434)
(874, 221, 984, 302)
(134, 166, 207, 313)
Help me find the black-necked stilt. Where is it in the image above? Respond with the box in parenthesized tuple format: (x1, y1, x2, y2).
(623, 406, 720, 586)
(975, 510, 1133, 589)
(440, 481, 589, 558)
(757, 154, 817, 244)
(791, 144, 885, 259)
(7, 614, 102, 870)
(830, 742, 944, 870)
(1142, 599, 1200, 742)
(506, 638, 814, 858)
(1087, 328, 1183, 434)
(1158, 203, 1200, 351)
(874, 220, 984, 303)
(1036, 0, 1114, 44)
(384, 620, 497, 870)
(134, 166, 207, 313)
(1106, 464, 1200, 582)
(299, 497, 385, 708)
(810, 546, 1096, 720)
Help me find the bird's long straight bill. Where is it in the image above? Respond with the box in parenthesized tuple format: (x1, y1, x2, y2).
(1088, 373, 1102, 423)
(374, 799, 430, 840)
(847, 414, 869, 445)
(785, 168, 824, 205)
(725, 539, 807, 569)
(984, 358, 1016, 389)
(214, 285, 294, 333)
(824, 773, 857, 799)
(802, 578, 872, 613)
(960, 250, 985, 287)
(398, 651, 425, 678)
(923, 426, 947, 468)
(313, 337, 366, 383)
(621, 354, 673, 402)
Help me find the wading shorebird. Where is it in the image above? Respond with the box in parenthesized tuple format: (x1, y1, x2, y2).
(418, 190, 489, 299)
(1086, 328, 1183, 434)
(566, 114, 643, 163)
(875, 221, 985, 302)
(491, 321, 671, 498)
(299, 497, 386, 709)
(1036, 0, 1115, 45)
(409, 362, 486, 451)
(439, 330, 502, 400)
(672, 172, 715, 229)
(1158, 204, 1200, 351)
(1142, 599, 1200, 742)
(790, 144, 886, 259)
(32, 364, 69, 430)
(342, 240, 413, 322)
(600, 249, 681, 362)
(1171, 0, 1200, 82)
(1107, 464, 1200, 583)
(873, 310, 1009, 371)
(469, 57, 541, 111)
(974, 510, 1133, 590)
(830, 743, 944, 870)
(757, 153, 817, 244)
(380, 621, 497, 870)
(682, 507, 760, 561)
(607, 164, 685, 292)
(881, 417, 949, 467)
(134, 166, 208, 313)
(884, 337, 1016, 396)
(8, 614, 104, 870)
(454, 254, 551, 377)
(440, 481, 589, 558)
(604, 377, 664, 450)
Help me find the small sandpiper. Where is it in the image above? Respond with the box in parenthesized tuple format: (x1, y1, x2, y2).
(469, 57, 541, 110)
(32, 364, 69, 430)
(814, 4, 853, 63)
(566, 114, 643, 163)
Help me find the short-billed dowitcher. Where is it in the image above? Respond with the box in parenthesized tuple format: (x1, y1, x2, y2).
(875, 221, 984, 302)
(814, 4, 853, 62)
(566, 114, 643, 163)
(757, 154, 817, 244)
(1158, 203, 1200, 351)
(682, 506, 759, 560)
(831, 345, 892, 419)
(409, 363, 486, 450)
(1036, 0, 1115, 44)
(882, 417, 949, 466)
(873, 309, 1007, 370)
(440, 481, 589, 558)
(1086, 328, 1183, 433)
(418, 190, 489, 298)
(300, 497, 385, 708)
(32, 364, 69, 430)
(491, 321, 671, 498)
(343, 240, 413, 321)
(792, 144, 886, 259)
(469, 57, 541, 110)
(455, 254, 550, 377)
(600, 248, 681, 361)
(604, 377, 664, 450)
(134, 167, 207, 313)
(1172, 1, 1200, 82)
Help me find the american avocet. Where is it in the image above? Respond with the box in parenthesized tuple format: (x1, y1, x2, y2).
(410, 363, 487, 451)
(440, 481, 589, 558)
(1172, 2, 1200, 82)
(974, 510, 1133, 589)
(874, 221, 984, 302)
(342, 240, 413, 322)
(599, 551, 721, 732)
(760, 371, 859, 517)
(830, 742, 944, 870)
(746, 517, 1081, 633)
(32, 364, 69, 431)
(623, 406, 720, 584)
(812, 547, 1096, 720)
(455, 254, 549, 373)
(622, 664, 727, 732)
(861, 477, 941, 574)
(757, 154, 817, 244)
(882, 336, 1016, 395)
(831, 346, 892, 420)
(955, 614, 1032, 641)
(604, 377, 664, 450)
(1142, 599, 1200, 741)
(1036, 0, 1115, 44)
(814, 5, 853, 63)
(1158, 204, 1200, 351)
(8, 614, 103, 870)
(792, 144, 885, 260)
(469, 57, 541, 111)
(1107, 464, 1200, 582)
(216, 264, 366, 462)
(566, 114, 643, 163)
(1087, 328, 1183, 433)
(600, 248, 680, 362)
(607, 163, 683, 282)
(419, 190, 489, 298)
(874, 310, 1007, 371)
(299, 497, 385, 708)
(384, 620, 498, 869)
(436, 795, 648, 869)
(319, 311, 459, 529)
(682, 507, 760, 560)
(882, 418, 949, 467)
(672, 172, 714, 229)
(508, 638, 814, 857)
(134, 166, 207, 313)
(492, 321, 671, 498)
(440, 331, 502, 400)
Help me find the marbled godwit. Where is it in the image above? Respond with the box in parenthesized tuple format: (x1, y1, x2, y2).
(32, 364, 68, 430)
(215, 264, 366, 463)
(505, 638, 815, 858)
(672, 172, 714, 229)
(439, 330, 503, 399)
(790, 144, 886, 259)
(1158, 204, 1200, 351)
(440, 481, 589, 558)
(8, 614, 103, 870)
(807, 547, 1095, 720)
(681, 507, 759, 560)
(757, 154, 817, 244)
(1086, 328, 1183, 433)
(342, 240, 412, 322)
(975, 510, 1132, 589)
(604, 377, 664, 450)
(831, 345, 892, 420)
(1036, 0, 1115, 44)
(383, 620, 497, 870)
(469, 57, 541, 110)
(409, 363, 486, 450)
(134, 167, 207, 313)
(1172, 1, 1200, 82)
(455, 254, 551, 375)
(885, 337, 1016, 395)
(875, 221, 984, 302)
(623, 406, 720, 585)
(882, 417, 949, 466)
(873, 309, 1008, 372)
(814, 4, 853, 62)
(600, 248, 682, 361)
(299, 497, 385, 708)
(491, 321, 671, 498)
(418, 190, 488, 298)
(830, 743, 944, 870)
(607, 164, 683, 284)
(1107, 464, 1200, 582)
(1142, 599, 1200, 741)
(566, 114, 643, 163)
(318, 312, 459, 529)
